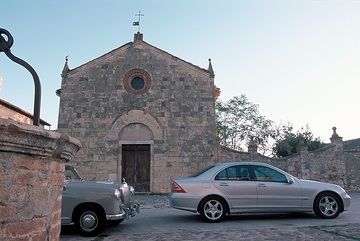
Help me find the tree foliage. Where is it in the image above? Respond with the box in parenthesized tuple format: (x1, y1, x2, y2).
(215, 95, 325, 157)
(215, 95, 274, 154)
(272, 123, 325, 158)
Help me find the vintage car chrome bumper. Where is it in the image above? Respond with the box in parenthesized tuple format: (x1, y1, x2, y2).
(106, 203, 140, 220)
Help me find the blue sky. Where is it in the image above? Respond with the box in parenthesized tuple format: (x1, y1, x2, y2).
(1, 0, 360, 142)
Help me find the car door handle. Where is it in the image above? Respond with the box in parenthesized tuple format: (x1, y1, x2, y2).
(257, 183, 267, 187)
(219, 183, 229, 186)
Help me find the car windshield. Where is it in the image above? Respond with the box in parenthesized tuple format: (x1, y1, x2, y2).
(189, 165, 215, 177)
(64, 165, 83, 181)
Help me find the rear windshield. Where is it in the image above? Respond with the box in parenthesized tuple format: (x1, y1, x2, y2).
(189, 165, 215, 177)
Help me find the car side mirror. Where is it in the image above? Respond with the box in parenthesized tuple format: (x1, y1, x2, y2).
(287, 176, 295, 184)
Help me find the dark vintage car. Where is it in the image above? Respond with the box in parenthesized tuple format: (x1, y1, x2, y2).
(61, 165, 140, 237)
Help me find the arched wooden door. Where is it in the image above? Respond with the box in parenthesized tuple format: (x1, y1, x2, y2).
(122, 144, 150, 192)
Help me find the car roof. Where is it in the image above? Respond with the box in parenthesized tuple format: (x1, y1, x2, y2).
(195, 162, 287, 178)
(215, 161, 287, 172)
(214, 161, 272, 167)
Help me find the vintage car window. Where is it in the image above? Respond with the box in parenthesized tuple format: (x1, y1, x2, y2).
(64, 165, 83, 181)
(253, 165, 287, 183)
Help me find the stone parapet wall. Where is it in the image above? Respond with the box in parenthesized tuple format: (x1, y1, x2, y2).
(344, 151, 360, 191)
(0, 119, 81, 241)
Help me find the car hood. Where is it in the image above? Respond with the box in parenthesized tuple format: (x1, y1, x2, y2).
(297, 178, 345, 191)
(64, 180, 121, 188)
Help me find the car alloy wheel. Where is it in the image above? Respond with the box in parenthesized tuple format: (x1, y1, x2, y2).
(314, 192, 342, 219)
(199, 197, 226, 223)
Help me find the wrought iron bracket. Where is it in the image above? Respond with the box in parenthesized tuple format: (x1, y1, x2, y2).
(0, 28, 41, 126)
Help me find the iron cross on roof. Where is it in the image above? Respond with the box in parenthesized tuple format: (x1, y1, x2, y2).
(133, 11, 144, 32)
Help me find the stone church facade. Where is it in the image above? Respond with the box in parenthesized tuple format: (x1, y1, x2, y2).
(57, 32, 219, 192)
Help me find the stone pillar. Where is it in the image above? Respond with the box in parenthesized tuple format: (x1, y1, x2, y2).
(329, 127, 346, 188)
(0, 119, 81, 241)
(298, 144, 310, 180)
(330, 127, 343, 152)
(134, 31, 144, 41)
(247, 138, 258, 161)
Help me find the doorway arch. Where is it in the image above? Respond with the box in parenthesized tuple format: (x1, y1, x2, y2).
(108, 109, 164, 192)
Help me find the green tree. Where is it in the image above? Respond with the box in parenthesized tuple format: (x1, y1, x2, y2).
(215, 95, 325, 157)
(272, 123, 325, 158)
(215, 95, 274, 154)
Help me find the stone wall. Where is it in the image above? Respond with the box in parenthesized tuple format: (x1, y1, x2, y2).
(344, 151, 360, 191)
(0, 119, 81, 241)
(0, 99, 50, 128)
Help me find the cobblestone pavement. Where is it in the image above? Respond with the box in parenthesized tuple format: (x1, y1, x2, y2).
(60, 193, 360, 241)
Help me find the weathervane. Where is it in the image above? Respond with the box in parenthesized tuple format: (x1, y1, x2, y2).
(133, 11, 144, 32)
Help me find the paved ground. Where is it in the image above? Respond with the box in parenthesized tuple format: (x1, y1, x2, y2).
(60, 192, 360, 241)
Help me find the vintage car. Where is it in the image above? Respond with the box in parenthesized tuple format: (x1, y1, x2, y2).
(61, 165, 140, 237)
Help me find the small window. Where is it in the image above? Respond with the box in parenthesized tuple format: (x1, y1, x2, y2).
(123, 69, 151, 94)
(131, 77, 145, 90)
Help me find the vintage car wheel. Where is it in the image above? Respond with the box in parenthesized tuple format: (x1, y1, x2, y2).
(107, 219, 124, 226)
(313, 192, 342, 219)
(75, 206, 106, 237)
(199, 196, 226, 223)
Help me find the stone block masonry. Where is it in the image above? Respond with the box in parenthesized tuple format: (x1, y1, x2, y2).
(0, 119, 81, 241)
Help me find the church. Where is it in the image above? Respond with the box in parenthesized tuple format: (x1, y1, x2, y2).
(57, 32, 221, 192)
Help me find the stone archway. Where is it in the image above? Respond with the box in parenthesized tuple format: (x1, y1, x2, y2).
(107, 109, 164, 191)
(111, 109, 163, 139)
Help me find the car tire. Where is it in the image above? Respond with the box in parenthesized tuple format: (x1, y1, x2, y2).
(107, 219, 124, 226)
(199, 196, 226, 223)
(74, 206, 106, 237)
(313, 192, 342, 219)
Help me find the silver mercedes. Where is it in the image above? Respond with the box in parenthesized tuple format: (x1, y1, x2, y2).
(169, 162, 351, 222)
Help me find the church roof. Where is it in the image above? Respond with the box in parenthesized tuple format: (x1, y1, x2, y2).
(63, 32, 213, 76)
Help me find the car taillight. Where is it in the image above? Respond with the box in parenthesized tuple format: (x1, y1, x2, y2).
(171, 181, 186, 193)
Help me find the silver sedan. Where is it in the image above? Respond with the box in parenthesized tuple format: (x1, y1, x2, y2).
(169, 162, 351, 223)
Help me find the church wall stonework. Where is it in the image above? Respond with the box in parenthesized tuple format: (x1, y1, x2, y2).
(57, 34, 218, 192)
